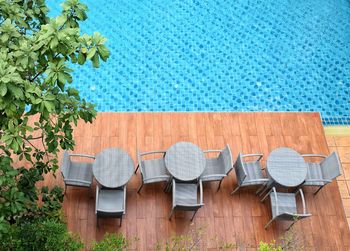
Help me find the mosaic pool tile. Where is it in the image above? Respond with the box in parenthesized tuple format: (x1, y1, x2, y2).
(49, 0, 350, 125)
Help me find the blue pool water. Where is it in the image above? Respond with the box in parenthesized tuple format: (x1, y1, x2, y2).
(49, 0, 350, 125)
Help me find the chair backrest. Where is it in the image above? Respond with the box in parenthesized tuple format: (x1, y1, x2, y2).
(234, 153, 247, 185)
(61, 151, 71, 179)
(320, 152, 342, 180)
(218, 144, 234, 174)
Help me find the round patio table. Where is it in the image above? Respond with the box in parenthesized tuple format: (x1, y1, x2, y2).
(165, 142, 206, 181)
(266, 147, 307, 187)
(93, 148, 134, 188)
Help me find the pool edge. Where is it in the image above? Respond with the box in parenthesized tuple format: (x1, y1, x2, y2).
(324, 126, 350, 136)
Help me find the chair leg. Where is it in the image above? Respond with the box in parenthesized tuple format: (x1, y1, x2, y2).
(164, 180, 171, 193)
(164, 179, 172, 193)
(287, 220, 296, 231)
(64, 184, 67, 195)
(256, 184, 266, 195)
(137, 182, 144, 194)
(89, 186, 94, 198)
(261, 191, 270, 203)
(258, 185, 270, 197)
(119, 217, 122, 227)
(97, 217, 99, 228)
(169, 208, 174, 220)
(190, 210, 198, 221)
(314, 185, 324, 195)
(217, 179, 223, 191)
(230, 185, 240, 195)
(134, 164, 139, 174)
(264, 218, 274, 229)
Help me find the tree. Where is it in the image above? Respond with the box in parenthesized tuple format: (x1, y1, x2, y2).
(0, 0, 110, 222)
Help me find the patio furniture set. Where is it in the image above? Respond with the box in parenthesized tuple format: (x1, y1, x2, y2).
(61, 141, 342, 229)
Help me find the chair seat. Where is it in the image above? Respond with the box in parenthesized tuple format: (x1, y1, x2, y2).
(174, 183, 198, 206)
(141, 158, 169, 183)
(201, 158, 226, 181)
(97, 189, 124, 213)
(270, 192, 297, 218)
(65, 161, 93, 187)
(304, 162, 325, 186)
(243, 161, 266, 185)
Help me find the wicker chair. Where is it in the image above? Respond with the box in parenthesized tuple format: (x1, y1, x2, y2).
(135, 150, 170, 193)
(302, 152, 342, 195)
(61, 151, 95, 194)
(201, 144, 233, 191)
(231, 153, 268, 195)
(95, 185, 126, 227)
(261, 187, 311, 229)
(169, 179, 204, 221)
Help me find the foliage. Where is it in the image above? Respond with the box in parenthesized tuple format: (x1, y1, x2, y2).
(258, 241, 283, 251)
(258, 224, 305, 251)
(155, 226, 206, 251)
(91, 233, 133, 251)
(0, 215, 84, 251)
(0, 0, 109, 225)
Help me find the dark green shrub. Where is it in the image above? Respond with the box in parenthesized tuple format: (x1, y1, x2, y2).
(0, 216, 83, 251)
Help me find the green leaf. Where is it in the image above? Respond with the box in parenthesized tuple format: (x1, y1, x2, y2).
(97, 45, 110, 61)
(8, 84, 23, 99)
(77, 51, 86, 65)
(0, 84, 7, 96)
(86, 47, 97, 60)
(91, 53, 100, 68)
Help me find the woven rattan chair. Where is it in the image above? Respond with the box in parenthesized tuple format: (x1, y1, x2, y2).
(201, 144, 233, 191)
(135, 150, 170, 193)
(95, 185, 126, 227)
(261, 187, 311, 229)
(302, 152, 342, 195)
(61, 151, 95, 194)
(169, 179, 204, 221)
(231, 153, 268, 195)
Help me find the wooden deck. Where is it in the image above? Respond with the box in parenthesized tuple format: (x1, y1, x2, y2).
(44, 112, 350, 250)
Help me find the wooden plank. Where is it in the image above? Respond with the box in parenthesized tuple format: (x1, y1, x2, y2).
(37, 112, 350, 250)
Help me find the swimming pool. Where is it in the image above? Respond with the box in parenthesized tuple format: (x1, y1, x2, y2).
(49, 0, 350, 125)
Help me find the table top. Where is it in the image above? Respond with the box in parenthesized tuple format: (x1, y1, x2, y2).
(165, 142, 206, 181)
(267, 147, 307, 187)
(93, 148, 134, 188)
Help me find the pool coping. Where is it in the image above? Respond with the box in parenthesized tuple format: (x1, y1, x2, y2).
(324, 126, 350, 136)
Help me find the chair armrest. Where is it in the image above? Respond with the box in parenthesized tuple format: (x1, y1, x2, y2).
(172, 179, 176, 207)
(140, 150, 166, 156)
(201, 174, 226, 179)
(203, 150, 222, 154)
(296, 189, 307, 214)
(301, 154, 327, 159)
(69, 153, 95, 159)
(242, 153, 263, 161)
(64, 178, 91, 185)
(123, 185, 126, 213)
(272, 187, 279, 216)
(199, 180, 204, 205)
(143, 175, 170, 182)
(95, 186, 99, 214)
